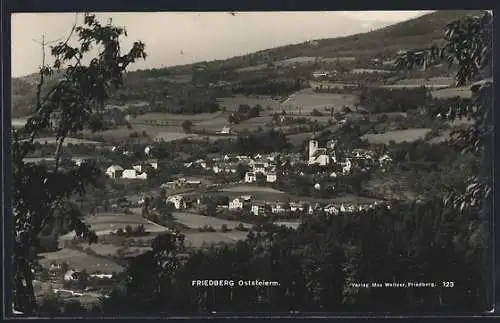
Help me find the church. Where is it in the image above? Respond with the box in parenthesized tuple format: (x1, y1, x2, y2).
(308, 138, 337, 166)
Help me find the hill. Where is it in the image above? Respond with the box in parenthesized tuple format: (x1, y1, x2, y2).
(11, 10, 484, 118)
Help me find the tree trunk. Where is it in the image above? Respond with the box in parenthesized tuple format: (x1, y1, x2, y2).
(13, 252, 36, 314)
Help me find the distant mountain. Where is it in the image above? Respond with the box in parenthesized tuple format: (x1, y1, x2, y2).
(11, 10, 485, 118)
(240, 10, 486, 62)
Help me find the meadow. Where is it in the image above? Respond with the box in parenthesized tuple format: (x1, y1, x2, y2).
(430, 86, 472, 99)
(217, 95, 282, 112)
(38, 249, 124, 274)
(22, 137, 103, 146)
(183, 231, 249, 249)
(221, 185, 286, 194)
(172, 212, 253, 230)
(281, 89, 357, 114)
(59, 212, 170, 241)
(361, 128, 432, 144)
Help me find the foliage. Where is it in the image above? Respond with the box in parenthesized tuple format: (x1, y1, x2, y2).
(12, 14, 146, 314)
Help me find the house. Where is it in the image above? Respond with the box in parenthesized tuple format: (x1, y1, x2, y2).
(342, 159, 352, 175)
(266, 173, 277, 183)
(106, 165, 124, 179)
(271, 203, 286, 214)
(251, 201, 267, 216)
(166, 195, 186, 209)
(252, 163, 267, 174)
(289, 202, 304, 212)
(323, 204, 339, 215)
(229, 198, 244, 210)
(122, 169, 148, 180)
(90, 273, 113, 279)
(245, 172, 257, 183)
(132, 165, 144, 173)
(312, 71, 329, 79)
(379, 154, 392, 164)
(218, 125, 232, 134)
(147, 160, 158, 169)
(63, 269, 78, 281)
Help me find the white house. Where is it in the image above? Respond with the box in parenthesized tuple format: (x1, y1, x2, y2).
(148, 160, 158, 169)
(251, 202, 266, 216)
(132, 165, 144, 172)
(166, 195, 186, 209)
(218, 125, 232, 134)
(106, 165, 124, 179)
(379, 154, 392, 165)
(324, 204, 339, 215)
(266, 173, 277, 183)
(245, 172, 257, 183)
(252, 163, 267, 174)
(342, 159, 352, 175)
(229, 198, 244, 210)
(64, 269, 78, 281)
(122, 169, 148, 180)
(289, 203, 303, 212)
(90, 273, 113, 279)
(271, 203, 286, 214)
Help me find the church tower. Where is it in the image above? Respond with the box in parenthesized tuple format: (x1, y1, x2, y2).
(308, 139, 318, 162)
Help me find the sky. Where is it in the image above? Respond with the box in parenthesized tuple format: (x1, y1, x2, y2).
(11, 11, 432, 77)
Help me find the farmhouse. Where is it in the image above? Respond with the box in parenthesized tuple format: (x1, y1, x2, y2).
(166, 195, 187, 209)
(63, 269, 78, 281)
(266, 173, 277, 183)
(245, 172, 257, 183)
(323, 204, 339, 215)
(106, 165, 124, 179)
(290, 202, 305, 212)
(122, 169, 148, 180)
(252, 163, 267, 174)
(251, 201, 267, 216)
(218, 125, 232, 134)
(229, 198, 244, 210)
(271, 203, 286, 214)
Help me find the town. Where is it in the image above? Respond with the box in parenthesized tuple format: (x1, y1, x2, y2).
(10, 10, 491, 316)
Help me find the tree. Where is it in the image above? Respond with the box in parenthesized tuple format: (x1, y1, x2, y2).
(396, 10, 492, 309)
(181, 120, 193, 133)
(12, 14, 146, 314)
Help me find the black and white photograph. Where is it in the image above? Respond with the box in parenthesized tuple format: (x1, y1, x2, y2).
(9, 10, 493, 317)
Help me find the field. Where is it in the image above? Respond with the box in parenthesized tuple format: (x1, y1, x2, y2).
(351, 68, 391, 74)
(173, 212, 253, 230)
(276, 56, 318, 65)
(274, 221, 301, 229)
(134, 112, 224, 123)
(231, 116, 274, 132)
(361, 128, 431, 144)
(153, 132, 195, 142)
(59, 212, 170, 241)
(395, 76, 454, 86)
(235, 64, 268, 72)
(38, 249, 124, 274)
(183, 231, 249, 248)
(214, 186, 379, 205)
(222, 185, 286, 194)
(217, 95, 282, 112)
(281, 89, 357, 114)
(309, 81, 358, 89)
(430, 86, 472, 99)
(22, 137, 103, 146)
